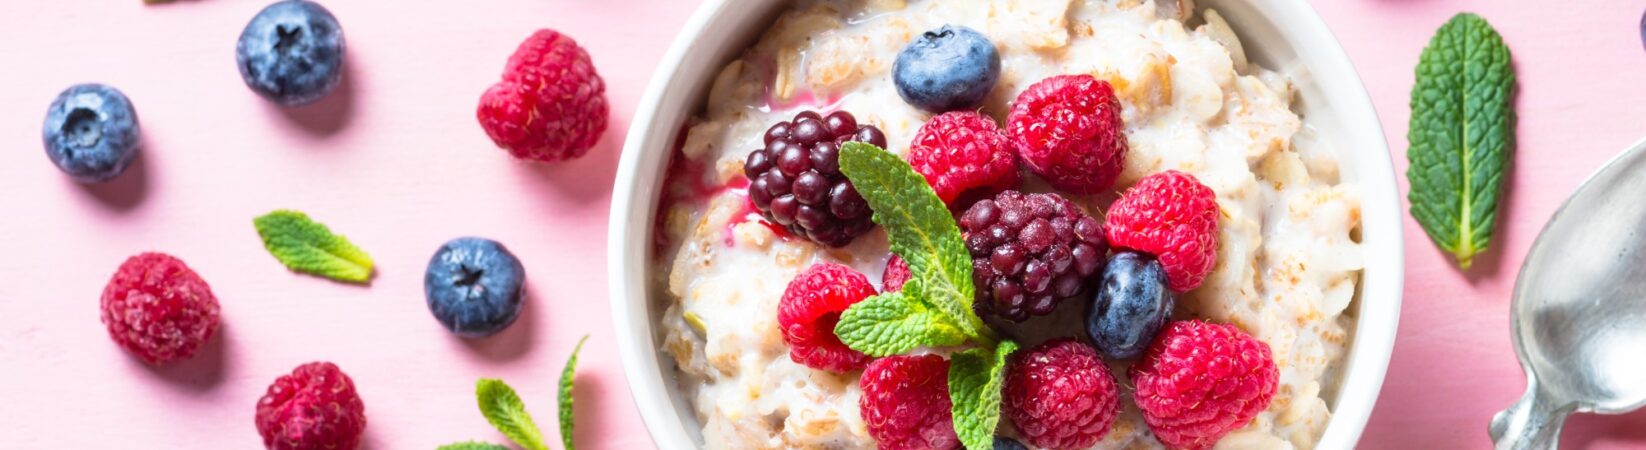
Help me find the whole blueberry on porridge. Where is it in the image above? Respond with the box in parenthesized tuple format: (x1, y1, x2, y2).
(654, 1, 1363, 449)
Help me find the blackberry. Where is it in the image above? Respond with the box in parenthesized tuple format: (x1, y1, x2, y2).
(960, 190, 1106, 321)
(744, 110, 887, 247)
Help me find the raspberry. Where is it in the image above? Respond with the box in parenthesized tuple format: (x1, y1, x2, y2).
(1006, 74, 1127, 194)
(908, 111, 1018, 205)
(99, 252, 220, 365)
(882, 254, 911, 292)
(1104, 170, 1219, 292)
(959, 191, 1106, 322)
(1002, 339, 1118, 450)
(256, 362, 368, 450)
(745, 110, 887, 247)
(1130, 321, 1278, 450)
(860, 355, 960, 450)
(777, 263, 876, 372)
(478, 29, 608, 163)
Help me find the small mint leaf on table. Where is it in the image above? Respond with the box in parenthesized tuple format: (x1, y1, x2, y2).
(559, 335, 590, 450)
(1407, 12, 1515, 269)
(949, 339, 1019, 450)
(436, 442, 511, 450)
(476, 378, 549, 450)
(253, 209, 375, 283)
(835, 141, 990, 342)
(835, 292, 969, 356)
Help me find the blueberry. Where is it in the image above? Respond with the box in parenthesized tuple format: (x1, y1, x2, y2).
(893, 25, 1001, 113)
(236, 0, 345, 106)
(424, 237, 526, 338)
(42, 84, 140, 183)
(1085, 251, 1174, 359)
(993, 436, 1029, 450)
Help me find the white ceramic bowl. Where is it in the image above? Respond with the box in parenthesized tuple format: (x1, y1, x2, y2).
(609, 1, 1403, 448)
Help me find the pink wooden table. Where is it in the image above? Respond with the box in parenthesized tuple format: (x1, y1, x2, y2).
(2, 0, 1644, 448)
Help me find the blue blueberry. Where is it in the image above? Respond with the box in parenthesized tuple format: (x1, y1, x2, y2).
(236, 0, 345, 106)
(425, 237, 526, 338)
(1085, 251, 1174, 360)
(893, 25, 1001, 113)
(42, 84, 141, 183)
(994, 436, 1029, 450)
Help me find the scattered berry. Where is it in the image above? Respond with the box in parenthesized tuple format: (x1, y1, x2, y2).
(1006, 74, 1127, 194)
(908, 111, 1018, 206)
(236, 0, 346, 106)
(778, 263, 876, 372)
(1130, 320, 1278, 450)
(424, 237, 527, 338)
(960, 191, 1107, 322)
(881, 254, 911, 292)
(1104, 170, 1219, 292)
(744, 110, 886, 247)
(42, 84, 140, 183)
(478, 29, 609, 162)
(100, 253, 220, 365)
(1086, 251, 1173, 360)
(256, 361, 367, 450)
(1003, 339, 1119, 450)
(893, 25, 1001, 113)
(993, 437, 1029, 450)
(860, 355, 961, 450)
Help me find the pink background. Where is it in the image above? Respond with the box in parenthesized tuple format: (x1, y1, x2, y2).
(1, 0, 1643, 448)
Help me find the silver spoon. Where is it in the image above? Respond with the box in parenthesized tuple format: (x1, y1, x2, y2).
(1490, 138, 1646, 449)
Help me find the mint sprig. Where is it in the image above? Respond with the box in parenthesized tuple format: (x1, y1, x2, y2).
(835, 142, 1016, 450)
(253, 209, 375, 283)
(949, 339, 1018, 450)
(1407, 12, 1515, 269)
(443, 338, 588, 450)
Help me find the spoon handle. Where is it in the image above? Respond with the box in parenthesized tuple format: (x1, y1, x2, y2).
(1489, 380, 1573, 450)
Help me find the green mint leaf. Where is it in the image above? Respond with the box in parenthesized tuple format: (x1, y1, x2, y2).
(559, 335, 589, 450)
(475, 378, 548, 450)
(253, 210, 375, 283)
(835, 292, 969, 356)
(1407, 12, 1515, 269)
(949, 339, 1019, 450)
(435, 442, 511, 450)
(837, 142, 988, 341)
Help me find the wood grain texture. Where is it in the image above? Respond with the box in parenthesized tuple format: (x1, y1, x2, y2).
(2, 0, 1646, 448)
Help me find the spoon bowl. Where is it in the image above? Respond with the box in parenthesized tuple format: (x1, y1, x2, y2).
(1490, 138, 1646, 449)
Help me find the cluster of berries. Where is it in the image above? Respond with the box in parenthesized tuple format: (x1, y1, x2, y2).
(765, 24, 1280, 450)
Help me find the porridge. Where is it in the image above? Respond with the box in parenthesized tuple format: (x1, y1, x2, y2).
(653, 0, 1363, 449)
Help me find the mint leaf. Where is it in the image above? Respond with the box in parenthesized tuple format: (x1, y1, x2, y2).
(559, 335, 589, 450)
(253, 210, 375, 283)
(1407, 12, 1515, 269)
(949, 339, 1018, 450)
(837, 142, 988, 340)
(835, 292, 969, 356)
(475, 378, 548, 450)
(436, 442, 511, 450)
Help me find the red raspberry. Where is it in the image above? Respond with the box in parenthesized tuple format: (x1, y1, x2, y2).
(256, 362, 368, 450)
(1006, 74, 1128, 194)
(477, 29, 608, 163)
(908, 111, 1019, 205)
(1104, 170, 1219, 292)
(99, 252, 220, 365)
(777, 263, 875, 372)
(1130, 321, 1278, 450)
(860, 355, 960, 450)
(1003, 339, 1119, 450)
(882, 255, 911, 292)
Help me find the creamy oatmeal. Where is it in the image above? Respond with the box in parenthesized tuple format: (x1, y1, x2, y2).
(654, 1, 1363, 448)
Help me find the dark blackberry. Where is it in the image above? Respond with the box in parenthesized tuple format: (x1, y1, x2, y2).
(744, 110, 886, 247)
(960, 190, 1107, 322)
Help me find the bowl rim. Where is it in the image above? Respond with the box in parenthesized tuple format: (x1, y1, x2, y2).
(608, 1, 1404, 448)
